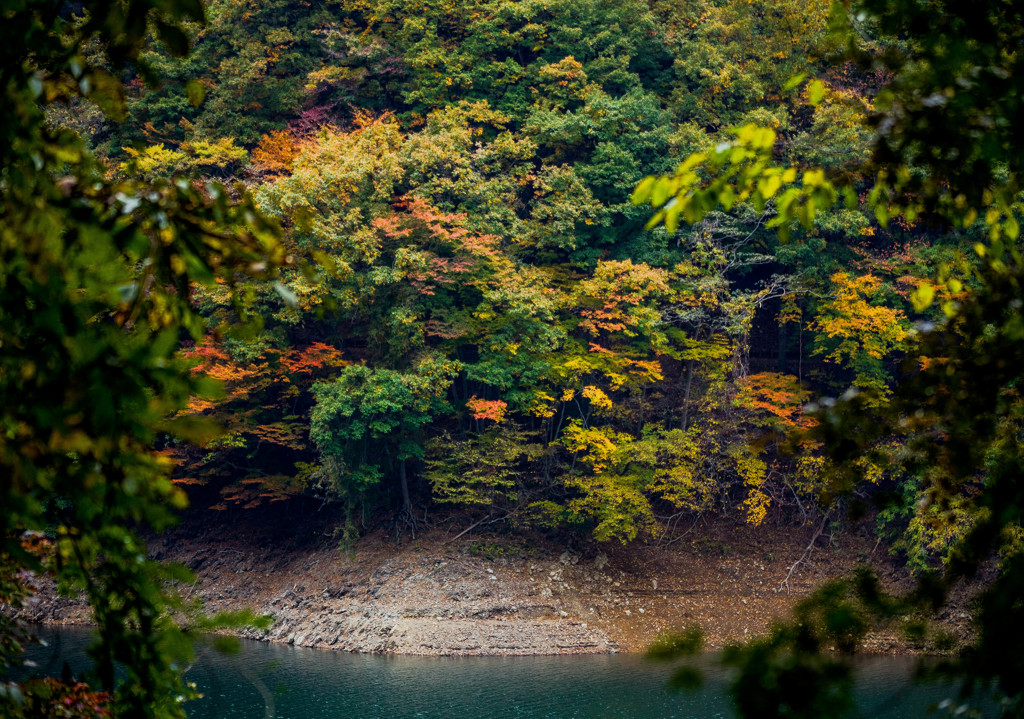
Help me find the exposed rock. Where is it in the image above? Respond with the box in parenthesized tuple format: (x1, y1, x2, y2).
(15, 517, 969, 657)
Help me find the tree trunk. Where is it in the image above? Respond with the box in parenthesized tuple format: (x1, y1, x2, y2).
(399, 460, 412, 516)
(777, 300, 788, 373)
(681, 358, 696, 432)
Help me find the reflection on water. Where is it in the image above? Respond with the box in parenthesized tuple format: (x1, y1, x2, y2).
(17, 626, 961, 719)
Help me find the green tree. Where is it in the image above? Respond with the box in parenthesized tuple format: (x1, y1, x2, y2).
(424, 423, 544, 511)
(309, 357, 460, 522)
(656, 0, 834, 128)
(1, 1, 280, 716)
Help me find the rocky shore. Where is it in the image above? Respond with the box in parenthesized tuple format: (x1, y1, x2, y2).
(18, 515, 963, 656)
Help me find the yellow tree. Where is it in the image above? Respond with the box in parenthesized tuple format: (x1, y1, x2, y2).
(810, 272, 908, 401)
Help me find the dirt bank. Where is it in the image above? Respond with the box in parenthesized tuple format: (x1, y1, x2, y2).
(19, 511, 969, 656)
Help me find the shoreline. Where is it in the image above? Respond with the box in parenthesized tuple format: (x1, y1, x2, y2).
(21, 617, 949, 660)
(16, 517, 969, 658)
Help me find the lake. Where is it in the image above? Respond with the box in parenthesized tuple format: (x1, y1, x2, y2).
(17, 626, 963, 718)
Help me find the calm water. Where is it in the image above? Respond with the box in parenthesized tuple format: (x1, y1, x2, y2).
(17, 626, 963, 718)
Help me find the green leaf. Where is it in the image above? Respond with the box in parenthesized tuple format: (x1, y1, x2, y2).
(783, 72, 808, 91)
(664, 202, 682, 234)
(184, 79, 206, 107)
(1005, 214, 1020, 241)
(85, 69, 127, 121)
(211, 636, 242, 655)
(842, 186, 857, 210)
(667, 666, 704, 692)
(157, 416, 226, 445)
(808, 79, 825, 106)
(643, 208, 666, 231)
(156, 20, 191, 57)
(651, 178, 672, 209)
(758, 173, 782, 200)
(646, 627, 704, 660)
(632, 176, 656, 205)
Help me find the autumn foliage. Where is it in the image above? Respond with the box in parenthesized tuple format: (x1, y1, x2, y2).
(251, 130, 301, 177)
(89, 0, 970, 557)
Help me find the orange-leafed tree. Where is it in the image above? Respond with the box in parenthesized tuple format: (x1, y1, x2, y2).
(166, 340, 347, 509)
(251, 129, 301, 178)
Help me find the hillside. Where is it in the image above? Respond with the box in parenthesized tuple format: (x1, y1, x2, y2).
(5, 0, 1024, 715)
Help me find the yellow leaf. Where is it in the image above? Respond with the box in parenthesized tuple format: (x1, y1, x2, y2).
(911, 283, 935, 312)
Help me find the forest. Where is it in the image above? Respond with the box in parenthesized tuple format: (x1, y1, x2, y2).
(75, 0, 970, 555)
(2, 0, 1023, 716)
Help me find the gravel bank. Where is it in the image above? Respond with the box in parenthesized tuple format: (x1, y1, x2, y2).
(17, 516, 963, 656)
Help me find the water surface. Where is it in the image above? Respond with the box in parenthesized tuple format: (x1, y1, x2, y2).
(18, 627, 961, 718)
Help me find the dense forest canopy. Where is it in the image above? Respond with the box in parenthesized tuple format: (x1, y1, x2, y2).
(2, 0, 1023, 716)
(97, 0, 979, 554)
